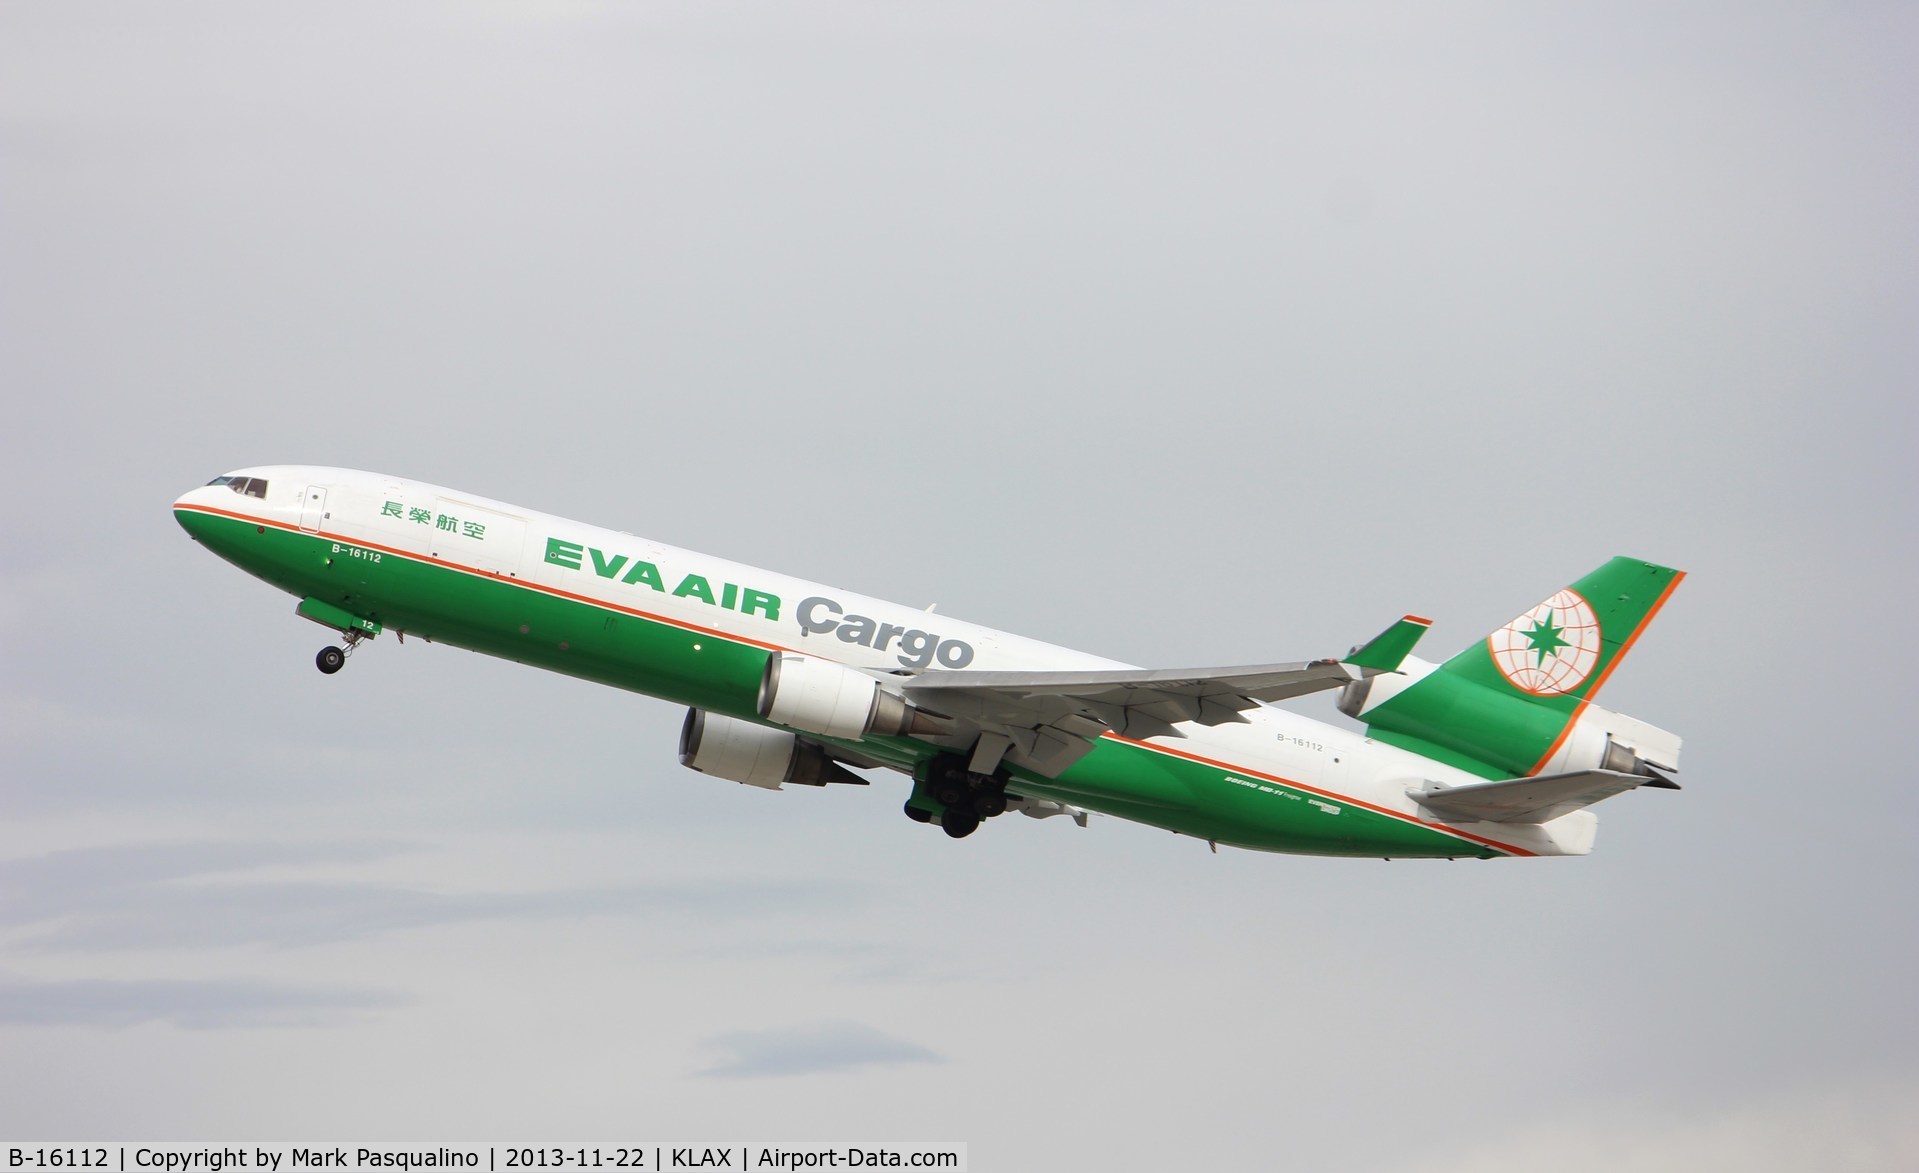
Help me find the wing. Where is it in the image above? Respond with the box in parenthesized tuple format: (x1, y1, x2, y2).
(1406, 768, 1674, 824)
(898, 615, 1431, 777)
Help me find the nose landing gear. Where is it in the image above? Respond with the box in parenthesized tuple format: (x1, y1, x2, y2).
(315, 628, 369, 675)
(297, 597, 382, 676)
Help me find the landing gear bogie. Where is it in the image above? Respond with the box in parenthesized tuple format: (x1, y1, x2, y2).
(908, 752, 1011, 840)
(972, 790, 1009, 819)
(940, 809, 982, 839)
(931, 779, 968, 806)
(928, 757, 971, 806)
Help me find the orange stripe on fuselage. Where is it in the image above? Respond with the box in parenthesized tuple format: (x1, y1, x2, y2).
(173, 502, 790, 652)
(1111, 735, 1535, 857)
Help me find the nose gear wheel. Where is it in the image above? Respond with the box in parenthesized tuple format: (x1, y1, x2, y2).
(315, 628, 370, 675)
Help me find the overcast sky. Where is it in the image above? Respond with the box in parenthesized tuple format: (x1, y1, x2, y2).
(2, 3, 1915, 1169)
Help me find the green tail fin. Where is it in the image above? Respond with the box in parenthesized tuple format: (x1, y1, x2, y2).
(1441, 556, 1684, 708)
(1353, 558, 1683, 778)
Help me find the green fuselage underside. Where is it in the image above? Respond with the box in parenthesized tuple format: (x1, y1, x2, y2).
(181, 508, 1497, 859)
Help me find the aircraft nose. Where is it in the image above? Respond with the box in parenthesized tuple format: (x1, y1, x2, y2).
(173, 483, 218, 538)
(173, 482, 214, 511)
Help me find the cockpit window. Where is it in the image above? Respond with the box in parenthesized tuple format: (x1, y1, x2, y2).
(207, 475, 267, 498)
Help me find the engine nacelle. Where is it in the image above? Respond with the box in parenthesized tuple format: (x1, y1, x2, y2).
(678, 709, 867, 790)
(1536, 703, 1682, 779)
(757, 652, 945, 741)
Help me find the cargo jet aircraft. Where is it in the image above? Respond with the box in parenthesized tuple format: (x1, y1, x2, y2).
(174, 468, 1683, 858)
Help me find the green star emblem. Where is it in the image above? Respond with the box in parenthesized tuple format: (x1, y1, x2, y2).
(1522, 611, 1571, 665)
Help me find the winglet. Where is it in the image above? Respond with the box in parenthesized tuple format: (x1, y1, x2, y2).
(1343, 615, 1432, 673)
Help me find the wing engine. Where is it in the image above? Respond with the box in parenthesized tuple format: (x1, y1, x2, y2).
(757, 653, 949, 740)
(679, 709, 869, 790)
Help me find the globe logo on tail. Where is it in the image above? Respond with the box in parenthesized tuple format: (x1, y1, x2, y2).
(1487, 588, 1603, 695)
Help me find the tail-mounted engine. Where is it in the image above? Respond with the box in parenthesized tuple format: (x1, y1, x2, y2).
(757, 652, 947, 741)
(1534, 703, 1682, 782)
(679, 709, 868, 790)
(1339, 656, 1680, 781)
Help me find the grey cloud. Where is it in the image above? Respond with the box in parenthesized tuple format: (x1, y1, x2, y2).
(0, 976, 407, 1030)
(696, 937, 977, 986)
(697, 1021, 942, 1079)
(1, 842, 867, 951)
(0, 840, 406, 911)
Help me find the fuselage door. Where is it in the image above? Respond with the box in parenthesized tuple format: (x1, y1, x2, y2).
(299, 485, 328, 533)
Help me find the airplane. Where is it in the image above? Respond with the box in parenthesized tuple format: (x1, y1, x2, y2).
(173, 467, 1683, 858)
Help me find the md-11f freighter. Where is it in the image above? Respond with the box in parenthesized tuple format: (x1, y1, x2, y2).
(175, 467, 1683, 858)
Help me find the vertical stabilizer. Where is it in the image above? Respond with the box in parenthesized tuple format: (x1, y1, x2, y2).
(1349, 558, 1683, 778)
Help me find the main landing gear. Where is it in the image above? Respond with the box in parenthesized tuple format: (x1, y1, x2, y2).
(315, 628, 369, 675)
(908, 754, 1013, 840)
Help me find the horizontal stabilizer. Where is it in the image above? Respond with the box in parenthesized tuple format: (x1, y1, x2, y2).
(1408, 768, 1668, 824)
